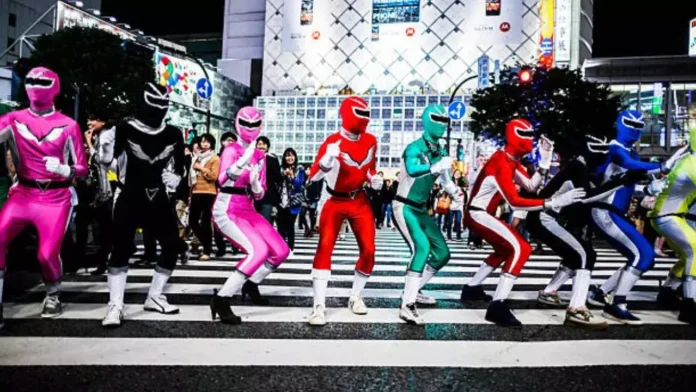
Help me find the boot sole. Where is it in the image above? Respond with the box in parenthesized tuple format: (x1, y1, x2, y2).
(399, 314, 425, 325)
(485, 318, 522, 329)
(537, 299, 568, 308)
(564, 318, 609, 330)
(41, 312, 62, 319)
(144, 307, 180, 315)
(601, 312, 643, 326)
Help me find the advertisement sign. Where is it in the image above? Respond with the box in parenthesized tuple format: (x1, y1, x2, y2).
(461, 0, 524, 45)
(55, 2, 135, 40)
(538, 0, 555, 69)
(371, 0, 421, 47)
(477, 55, 490, 88)
(690, 18, 696, 57)
(554, 0, 572, 63)
(155, 52, 213, 111)
(282, 0, 330, 52)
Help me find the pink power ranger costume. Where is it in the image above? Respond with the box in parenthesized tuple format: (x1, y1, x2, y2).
(0, 67, 87, 326)
(210, 106, 290, 324)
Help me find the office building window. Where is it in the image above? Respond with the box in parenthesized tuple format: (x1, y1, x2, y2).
(9, 13, 17, 27)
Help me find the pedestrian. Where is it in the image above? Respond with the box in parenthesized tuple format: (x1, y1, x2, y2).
(277, 148, 305, 250)
(381, 179, 395, 229)
(254, 136, 282, 224)
(446, 170, 465, 241)
(189, 133, 220, 261)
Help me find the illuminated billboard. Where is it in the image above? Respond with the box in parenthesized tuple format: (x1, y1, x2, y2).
(265, 0, 571, 95)
(155, 52, 213, 111)
(55, 1, 135, 40)
(538, 0, 555, 69)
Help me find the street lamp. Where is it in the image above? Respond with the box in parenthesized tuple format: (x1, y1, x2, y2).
(135, 30, 145, 35)
(88, 8, 101, 16)
(102, 16, 118, 23)
(67, 1, 84, 7)
(116, 23, 132, 29)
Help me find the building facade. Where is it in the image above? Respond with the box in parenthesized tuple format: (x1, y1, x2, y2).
(584, 55, 696, 156)
(253, 0, 593, 167)
(0, 0, 101, 65)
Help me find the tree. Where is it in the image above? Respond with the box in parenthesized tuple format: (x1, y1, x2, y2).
(18, 27, 154, 124)
(469, 65, 623, 159)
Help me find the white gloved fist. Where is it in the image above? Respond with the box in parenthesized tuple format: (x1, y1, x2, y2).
(161, 172, 181, 189)
(662, 142, 690, 172)
(43, 157, 72, 178)
(370, 175, 383, 190)
(545, 188, 586, 212)
(430, 156, 454, 175)
(320, 140, 341, 170)
(249, 164, 264, 195)
(646, 178, 667, 196)
(537, 135, 555, 170)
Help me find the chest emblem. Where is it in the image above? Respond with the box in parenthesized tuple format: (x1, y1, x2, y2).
(341, 146, 375, 169)
(128, 141, 175, 164)
(15, 121, 66, 145)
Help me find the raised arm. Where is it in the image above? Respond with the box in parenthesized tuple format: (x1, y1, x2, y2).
(495, 165, 545, 211)
(514, 162, 544, 193)
(310, 138, 332, 182)
(403, 143, 430, 178)
(66, 122, 88, 178)
(610, 145, 659, 174)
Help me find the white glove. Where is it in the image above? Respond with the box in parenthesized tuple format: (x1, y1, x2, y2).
(430, 156, 454, 175)
(249, 164, 264, 195)
(537, 135, 554, 170)
(442, 181, 462, 200)
(43, 157, 72, 178)
(162, 172, 181, 189)
(320, 140, 341, 170)
(370, 175, 383, 190)
(544, 188, 586, 212)
(662, 142, 690, 172)
(646, 178, 667, 196)
(227, 143, 258, 179)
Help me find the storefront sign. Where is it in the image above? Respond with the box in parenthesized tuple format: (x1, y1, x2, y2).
(555, 0, 572, 63)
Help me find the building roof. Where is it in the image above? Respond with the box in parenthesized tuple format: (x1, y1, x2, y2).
(584, 55, 696, 84)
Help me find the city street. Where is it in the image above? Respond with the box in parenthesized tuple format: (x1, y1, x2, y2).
(1, 229, 694, 391)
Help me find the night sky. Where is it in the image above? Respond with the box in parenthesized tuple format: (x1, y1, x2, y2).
(101, 0, 696, 58)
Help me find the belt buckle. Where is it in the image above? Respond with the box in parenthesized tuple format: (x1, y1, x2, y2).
(35, 180, 51, 193)
(349, 189, 359, 199)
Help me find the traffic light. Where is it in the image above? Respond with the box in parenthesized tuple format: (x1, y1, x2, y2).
(518, 69, 533, 84)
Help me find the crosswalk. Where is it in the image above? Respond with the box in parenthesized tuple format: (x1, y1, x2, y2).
(2, 229, 696, 391)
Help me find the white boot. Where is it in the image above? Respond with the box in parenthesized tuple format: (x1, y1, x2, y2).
(144, 267, 179, 314)
(308, 304, 326, 326)
(348, 295, 368, 315)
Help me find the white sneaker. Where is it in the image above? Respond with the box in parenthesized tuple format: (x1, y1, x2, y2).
(308, 304, 326, 326)
(416, 291, 437, 305)
(348, 295, 368, 315)
(399, 303, 425, 325)
(102, 304, 123, 328)
(144, 295, 180, 314)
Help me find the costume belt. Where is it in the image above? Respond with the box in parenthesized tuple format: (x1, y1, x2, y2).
(327, 186, 362, 199)
(18, 177, 71, 191)
(466, 205, 487, 213)
(395, 195, 425, 209)
(220, 186, 251, 196)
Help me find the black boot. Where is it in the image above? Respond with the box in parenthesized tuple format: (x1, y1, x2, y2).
(485, 300, 522, 328)
(460, 285, 492, 302)
(656, 286, 681, 310)
(210, 289, 242, 325)
(91, 263, 107, 276)
(242, 281, 270, 306)
(678, 299, 696, 325)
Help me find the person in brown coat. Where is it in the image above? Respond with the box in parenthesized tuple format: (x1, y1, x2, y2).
(189, 133, 220, 260)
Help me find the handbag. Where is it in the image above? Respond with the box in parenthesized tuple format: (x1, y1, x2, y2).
(435, 194, 451, 215)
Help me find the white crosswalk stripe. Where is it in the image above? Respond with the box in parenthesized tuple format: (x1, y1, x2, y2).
(2, 228, 694, 390)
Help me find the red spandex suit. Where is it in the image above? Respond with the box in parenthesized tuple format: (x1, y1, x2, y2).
(307, 96, 381, 326)
(461, 119, 585, 327)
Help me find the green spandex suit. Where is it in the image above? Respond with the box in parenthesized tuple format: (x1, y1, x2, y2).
(394, 104, 461, 308)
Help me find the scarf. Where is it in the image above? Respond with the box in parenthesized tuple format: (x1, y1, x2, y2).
(189, 150, 216, 187)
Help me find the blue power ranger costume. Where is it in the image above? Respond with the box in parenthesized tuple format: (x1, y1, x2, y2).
(588, 110, 689, 325)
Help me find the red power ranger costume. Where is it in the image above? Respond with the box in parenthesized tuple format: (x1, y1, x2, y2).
(307, 96, 380, 326)
(461, 119, 585, 327)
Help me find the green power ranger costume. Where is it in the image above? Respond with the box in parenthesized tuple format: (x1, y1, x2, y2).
(393, 104, 463, 325)
(648, 129, 696, 324)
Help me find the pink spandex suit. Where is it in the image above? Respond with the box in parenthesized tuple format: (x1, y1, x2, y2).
(0, 67, 87, 283)
(213, 107, 289, 277)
